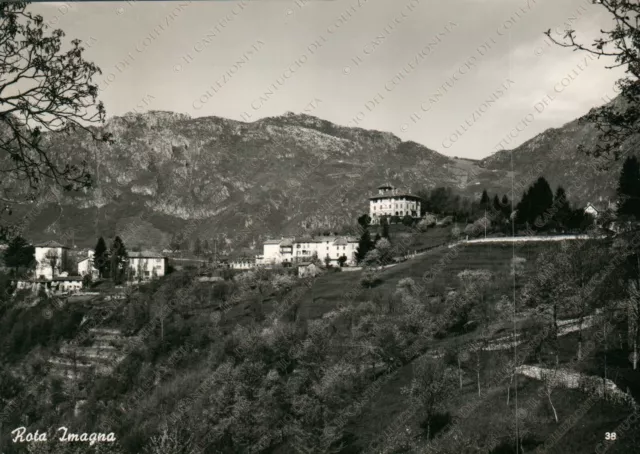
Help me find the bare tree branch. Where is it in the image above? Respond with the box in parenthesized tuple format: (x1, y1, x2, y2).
(546, 0, 640, 165)
(0, 2, 113, 200)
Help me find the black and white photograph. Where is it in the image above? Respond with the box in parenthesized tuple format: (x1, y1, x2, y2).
(1, 0, 640, 452)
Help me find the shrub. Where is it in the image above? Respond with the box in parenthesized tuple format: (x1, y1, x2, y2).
(424, 214, 437, 227)
(360, 270, 382, 288)
(363, 249, 381, 266)
(271, 273, 295, 291)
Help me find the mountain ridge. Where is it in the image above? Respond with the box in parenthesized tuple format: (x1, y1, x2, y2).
(11, 100, 627, 250)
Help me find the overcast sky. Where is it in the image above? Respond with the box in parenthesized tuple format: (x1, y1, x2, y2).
(33, 0, 625, 159)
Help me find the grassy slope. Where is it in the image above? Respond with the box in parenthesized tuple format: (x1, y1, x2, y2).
(294, 238, 638, 453)
(298, 235, 558, 321)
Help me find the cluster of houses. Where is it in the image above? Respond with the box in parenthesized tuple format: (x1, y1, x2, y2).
(13, 240, 168, 295)
(225, 235, 360, 272)
(226, 183, 424, 271)
(11, 183, 613, 291)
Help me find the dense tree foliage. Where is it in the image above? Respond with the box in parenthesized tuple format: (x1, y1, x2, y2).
(616, 155, 640, 220)
(3, 235, 35, 276)
(515, 177, 554, 229)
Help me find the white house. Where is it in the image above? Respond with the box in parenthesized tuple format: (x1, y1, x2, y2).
(261, 238, 296, 266)
(77, 250, 99, 280)
(127, 251, 168, 281)
(34, 241, 70, 279)
(369, 183, 422, 224)
(584, 203, 600, 218)
(584, 198, 616, 219)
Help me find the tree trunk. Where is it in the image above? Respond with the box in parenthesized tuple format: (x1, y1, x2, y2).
(458, 355, 463, 390)
(634, 259, 640, 371)
(507, 372, 513, 405)
(577, 315, 583, 361)
(476, 350, 481, 397)
(603, 321, 608, 400)
(553, 303, 559, 367)
(547, 386, 558, 423)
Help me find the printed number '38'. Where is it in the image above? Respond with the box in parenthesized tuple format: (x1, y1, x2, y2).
(605, 432, 617, 441)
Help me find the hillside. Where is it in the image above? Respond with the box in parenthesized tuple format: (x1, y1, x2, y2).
(11, 96, 630, 249)
(2, 237, 638, 454)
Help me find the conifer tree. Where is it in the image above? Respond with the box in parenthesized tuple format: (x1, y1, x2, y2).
(501, 194, 511, 218)
(3, 236, 35, 277)
(193, 237, 202, 256)
(355, 230, 374, 264)
(553, 186, 572, 231)
(492, 194, 501, 214)
(94, 237, 109, 279)
(110, 236, 128, 284)
(515, 177, 554, 230)
(381, 217, 390, 239)
(480, 189, 490, 210)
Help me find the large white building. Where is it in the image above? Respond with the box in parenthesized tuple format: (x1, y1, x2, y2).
(259, 236, 359, 266)
(127, 251, 168, 281)
(35, 241, 71, 279)
(369, 183, 422, 224)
